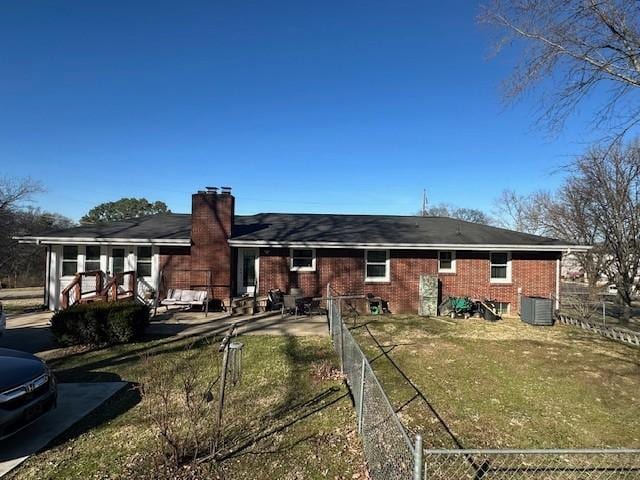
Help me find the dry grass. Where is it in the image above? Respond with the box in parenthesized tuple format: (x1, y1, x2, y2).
(8, 334, 365, 479)
(353, 315, 640, 450)
(0, 287, 44, 312)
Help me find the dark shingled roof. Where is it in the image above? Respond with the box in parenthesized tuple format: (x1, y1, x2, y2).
(39, 213, 192, 240)
(34, 212, 566, 246)
(232, 213, 566, 246)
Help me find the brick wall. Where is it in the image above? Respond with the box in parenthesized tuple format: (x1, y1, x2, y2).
(258, 248, 559, 314)
(159, 246, 191, 293)
(190, 191, 234, 302)
(439, 251, 559, 313)
(160, 191, 236, 303)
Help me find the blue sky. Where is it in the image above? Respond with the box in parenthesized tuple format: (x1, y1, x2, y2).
(0, 1, 605, 221)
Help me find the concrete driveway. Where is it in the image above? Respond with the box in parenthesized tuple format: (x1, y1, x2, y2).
(0, 382, 127, 478)
(0, 311, 55, 354)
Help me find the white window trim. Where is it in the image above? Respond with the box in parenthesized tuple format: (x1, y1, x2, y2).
(289, 248, 316, 272)
(490, 251, 512, 284)
(438, 250, 456, 273)
(365, 249, 390, 283)
(61, 245, 79, 278)
(136, 246, 153, 278)
(84, 245, 101, 272)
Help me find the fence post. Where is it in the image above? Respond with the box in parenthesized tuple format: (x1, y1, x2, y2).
(414, 434, 423, 480)
(357, 356, 365, 434)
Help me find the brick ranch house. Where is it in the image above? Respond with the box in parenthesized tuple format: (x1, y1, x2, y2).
(18, 187, 588, 314)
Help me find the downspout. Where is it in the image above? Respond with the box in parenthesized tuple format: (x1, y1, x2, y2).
(44, 243, 51, 308)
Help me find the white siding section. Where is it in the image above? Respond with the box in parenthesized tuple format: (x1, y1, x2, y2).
(48, 246, 60, 310)
(47, 243, 162, 310)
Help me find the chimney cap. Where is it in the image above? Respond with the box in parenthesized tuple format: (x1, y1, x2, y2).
(205, 186, 219, 193)
(220, 186, 232, 194)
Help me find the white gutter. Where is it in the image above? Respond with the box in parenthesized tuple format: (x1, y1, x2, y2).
(228, 240, 591, 252)
(14, 236, 190, 246)
(15, 236, 591, 252)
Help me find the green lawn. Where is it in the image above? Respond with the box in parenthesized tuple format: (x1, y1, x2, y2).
(0, 287, 44, 313)
(9, 334, 364, 479)
(352, 315, 640, 450)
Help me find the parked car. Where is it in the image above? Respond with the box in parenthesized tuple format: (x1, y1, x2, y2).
(0, 302, 6, 337)
(0, 348, 57, 439)
(606, 284, 618, 295)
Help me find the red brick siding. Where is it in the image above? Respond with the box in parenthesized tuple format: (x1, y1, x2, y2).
(190, 192, 234, 301)
(159, 246, 191, 293)
(258, 248, 559, 314)
(439, 251, 559, 312)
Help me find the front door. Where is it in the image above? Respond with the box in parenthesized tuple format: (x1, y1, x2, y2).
(237, 248, 258, 295)
(110, 247, 126, 285)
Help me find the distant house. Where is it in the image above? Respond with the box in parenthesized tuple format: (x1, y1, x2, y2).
(17, 187, 588, 314)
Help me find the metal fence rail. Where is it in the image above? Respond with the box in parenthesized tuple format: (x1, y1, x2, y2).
(326, 291, 640, 480)
(423, 449, 640, 479)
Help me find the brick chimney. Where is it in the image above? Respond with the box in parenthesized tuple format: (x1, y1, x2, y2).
(191, 186, 235, 303)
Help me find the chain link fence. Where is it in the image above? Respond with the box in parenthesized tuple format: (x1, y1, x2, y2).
(423, 449, 640, 479)
(326, 293, 640, 480)
(328, 295, 419, 480)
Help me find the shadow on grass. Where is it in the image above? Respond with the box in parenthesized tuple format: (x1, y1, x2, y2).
(45, 382, 142, 452)
(212, 335, 351, 462)
(359, 322, 467, 450)
(48, 334, 219, 383)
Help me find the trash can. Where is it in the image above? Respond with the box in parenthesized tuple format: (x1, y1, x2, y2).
(520, 296, 554, 326)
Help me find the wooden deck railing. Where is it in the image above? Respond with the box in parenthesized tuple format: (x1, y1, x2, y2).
(102, 271, 137, 303)
(60, 270, 104, 309)
(60, 270, 136, 309)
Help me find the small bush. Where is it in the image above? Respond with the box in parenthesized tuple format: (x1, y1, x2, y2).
(51, 301, 150, 346)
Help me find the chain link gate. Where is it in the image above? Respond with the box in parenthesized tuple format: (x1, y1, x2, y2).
(326, 288, 640, 480)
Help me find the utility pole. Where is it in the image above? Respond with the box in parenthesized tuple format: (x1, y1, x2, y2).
(421, 189, 428, 216)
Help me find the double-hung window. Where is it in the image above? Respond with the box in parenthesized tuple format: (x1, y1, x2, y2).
(438, 251, 456, 273)
(290, 248, 315, 271)
(85, 246, 101, 272)
(365, 250, 389, 282)
(490, 252, 511, 283)
(136, 247, 153, 277)
(62, 246, 78, 277)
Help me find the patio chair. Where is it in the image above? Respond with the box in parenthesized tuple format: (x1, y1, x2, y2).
(281, 294, 300, 319)
(268, 289, 284, 311)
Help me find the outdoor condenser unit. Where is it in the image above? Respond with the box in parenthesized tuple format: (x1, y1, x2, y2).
(520, 296, 554, 326)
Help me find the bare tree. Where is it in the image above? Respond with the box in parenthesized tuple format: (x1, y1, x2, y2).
(0, 177, 72, 288)
(0, 176, 43, 212)
(418, 202, 494, 225)
(570, 140, 640, 320)
(536, 183, 611, 289)
(479, 0, 640, 138)
(492, 189, 547, 234)
(493, 187, 609, 291)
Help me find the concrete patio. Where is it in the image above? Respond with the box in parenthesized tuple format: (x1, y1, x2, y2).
(0, 308, 329, 356)
(148, 308, 329, 338)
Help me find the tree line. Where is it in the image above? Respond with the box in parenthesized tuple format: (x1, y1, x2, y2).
(0, 179, 169, 289)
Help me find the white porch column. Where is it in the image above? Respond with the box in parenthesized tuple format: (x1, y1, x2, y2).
(49, 245, 60, 310)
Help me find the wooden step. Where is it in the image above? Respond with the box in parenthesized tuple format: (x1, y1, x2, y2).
(231, 305, 254, 315)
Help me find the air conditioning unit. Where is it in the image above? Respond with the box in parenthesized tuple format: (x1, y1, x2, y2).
(520, 296, 554, 326)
